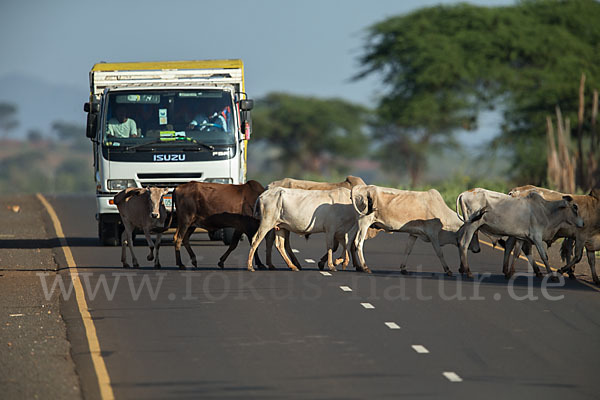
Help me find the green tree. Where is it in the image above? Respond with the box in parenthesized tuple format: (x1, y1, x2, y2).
(51, 121, 89, 150)
(357, 0, 600, 186)
(252, 92, 370, 177)
(0, 103, 19, 138)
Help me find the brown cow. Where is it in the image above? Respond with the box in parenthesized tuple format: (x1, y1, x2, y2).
(173, 180, 267, 269)
(114, 187, 170, 269)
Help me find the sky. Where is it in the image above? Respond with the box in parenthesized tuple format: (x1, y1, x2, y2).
(0, 0, 514, 104)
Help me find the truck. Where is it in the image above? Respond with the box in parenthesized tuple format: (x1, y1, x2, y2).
(83, 59, 254, 246)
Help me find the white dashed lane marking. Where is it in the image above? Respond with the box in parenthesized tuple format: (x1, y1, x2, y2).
(320, 271, 332, 276)
(385, 322, 401, 329)
(292, 249, 299, 253)
(339, 286, 352, 292)
(305, 259, 315, 263)
(360, 303, 375, 309)
(412, 345, 430, 354)
(443, 372, 463, 382)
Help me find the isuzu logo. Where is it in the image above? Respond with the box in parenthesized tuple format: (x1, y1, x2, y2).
(153, 154, 185, 162)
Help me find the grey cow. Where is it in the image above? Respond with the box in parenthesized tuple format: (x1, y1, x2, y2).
(114, 187, 170, 268)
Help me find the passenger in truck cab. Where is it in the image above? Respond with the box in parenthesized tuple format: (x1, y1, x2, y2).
(107, 105, 138, 138)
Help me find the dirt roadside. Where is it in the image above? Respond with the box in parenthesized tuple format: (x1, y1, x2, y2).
(0, 194, 81, 400)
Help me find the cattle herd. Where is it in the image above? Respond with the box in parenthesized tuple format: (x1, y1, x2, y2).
(113, 176, 599, 285)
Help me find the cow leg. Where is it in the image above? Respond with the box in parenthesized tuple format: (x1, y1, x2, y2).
(518, 241, 542, 278)
(248, 223, 275, 272)
(353, 222, 372, 273)
(281, 230, 302, 269)
(324, 231, 337, 272)
(265, 229, 276, 270)
(274, 230, 299, 271)
(339, 233, 350, 270)
(144, 229, 155, 262)
(586, 247, 600, 285)
(182, 226, 197, 269)
(429, 234, 453, 277)
(502, 237, 517, 278)
(218, 230, 243, 269)
(319, 237, 339, 271)
(120, 228, 131, 268)
(457, 222, 480, 278)
(532, 238, 558, 282)
(174, 220, 191, 269)
(122, 220, 139, 268)
(154, 232, 162, 269)
(400, 234, 418, 275)
(558, 239, 584, 279)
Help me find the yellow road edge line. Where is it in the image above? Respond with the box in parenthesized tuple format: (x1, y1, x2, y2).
(479, 239, 600, 293)
(36, 193, 115, 400)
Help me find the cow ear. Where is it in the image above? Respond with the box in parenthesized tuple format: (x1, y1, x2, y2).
(590, 188, 600, 199)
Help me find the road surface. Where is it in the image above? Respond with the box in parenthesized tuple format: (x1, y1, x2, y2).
(43, 194, 599, 400)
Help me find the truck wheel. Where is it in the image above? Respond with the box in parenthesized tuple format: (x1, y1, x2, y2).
(222, 228, 235, 245)
(99, 220, 121, 246)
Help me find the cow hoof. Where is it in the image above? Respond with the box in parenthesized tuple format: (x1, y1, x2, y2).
(400, 269, 408, 275)
(154, 263, 161, 269)
(122, 263, 130, 268)
(268, 265, 276, 270)
(328, 266, 337, 272)
(317, 261, 325, 271)
(458, 267, 465, 274)
(550, 275, 559, 283)
(535, 272, 544, 279)
(446, 270, 453, 277)
(191, 261, 198, 269)
(247, 267, 255, 272)
(217, 261, 225, 269)
(466, 272, 473, 279)
(256, 265, 267, 270)
(178, 265, 186, 270)
(296, 265, 302, 271)
(133, 263, 140, 269)
(364, 267, 372, 274)
(147, 254, 154, 261)
(568, 273, 576, 280)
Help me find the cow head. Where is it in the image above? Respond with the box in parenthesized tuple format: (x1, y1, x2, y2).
(558, 195, 584, 228)
(147, 187, 170, 219)
(351, 185, 375, 216)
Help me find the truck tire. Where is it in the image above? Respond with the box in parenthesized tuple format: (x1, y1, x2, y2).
(222, 227, 235, 246)
(99, 219, 121, 246)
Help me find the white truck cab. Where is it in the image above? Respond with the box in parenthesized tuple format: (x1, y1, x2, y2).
(84, 60, 253, 245)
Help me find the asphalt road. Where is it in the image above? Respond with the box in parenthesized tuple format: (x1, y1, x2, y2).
(45, 194, 599, 400)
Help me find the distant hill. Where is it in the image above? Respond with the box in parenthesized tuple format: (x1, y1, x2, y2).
(0, 73, 87, 138)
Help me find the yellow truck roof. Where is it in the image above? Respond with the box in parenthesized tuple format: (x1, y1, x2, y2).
(91, 59, 243, 72)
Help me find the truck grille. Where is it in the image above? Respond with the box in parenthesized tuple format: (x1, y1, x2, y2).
(138, 173, 203, 188)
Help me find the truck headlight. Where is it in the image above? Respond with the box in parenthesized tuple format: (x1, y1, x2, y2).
(204, 178, 233, 184)
(107, 179, 137, 190)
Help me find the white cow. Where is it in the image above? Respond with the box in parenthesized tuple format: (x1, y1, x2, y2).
(457, 192, 584, 280)
(114, 187, 170, 269)
(350, 185, 481, 275)
(247, 187, 360, 272)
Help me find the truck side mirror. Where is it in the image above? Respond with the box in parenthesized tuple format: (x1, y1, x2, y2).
(84, 102, 100, 113)
(240, 99, 254, 111)
(86, 113, 97, 139)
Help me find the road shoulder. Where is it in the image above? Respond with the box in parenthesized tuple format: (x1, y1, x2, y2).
(0, 194, 81, 399)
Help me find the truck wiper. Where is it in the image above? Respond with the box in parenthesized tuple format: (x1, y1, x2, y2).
(181, 137, 215, 151)
(122, 139, 164, 151)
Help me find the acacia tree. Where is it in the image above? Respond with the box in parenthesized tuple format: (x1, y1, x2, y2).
(357, 0, 600, 186)
(0, 103, 19, 138)
(252, 92, 370, 177)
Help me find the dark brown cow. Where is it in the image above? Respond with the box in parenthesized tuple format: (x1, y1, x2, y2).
(173, 180, 266, 269)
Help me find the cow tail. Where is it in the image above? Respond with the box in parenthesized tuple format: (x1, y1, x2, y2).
(253, 196, 261, 220)
(351, 186, 369, 216)
(467, 207, 487, 223)
(456, 193, 464, 221)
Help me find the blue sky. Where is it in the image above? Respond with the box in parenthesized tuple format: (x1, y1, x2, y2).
(0, 0, 513, 103)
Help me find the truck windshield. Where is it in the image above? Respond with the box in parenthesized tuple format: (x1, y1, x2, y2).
(103, 89, 236, 149)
